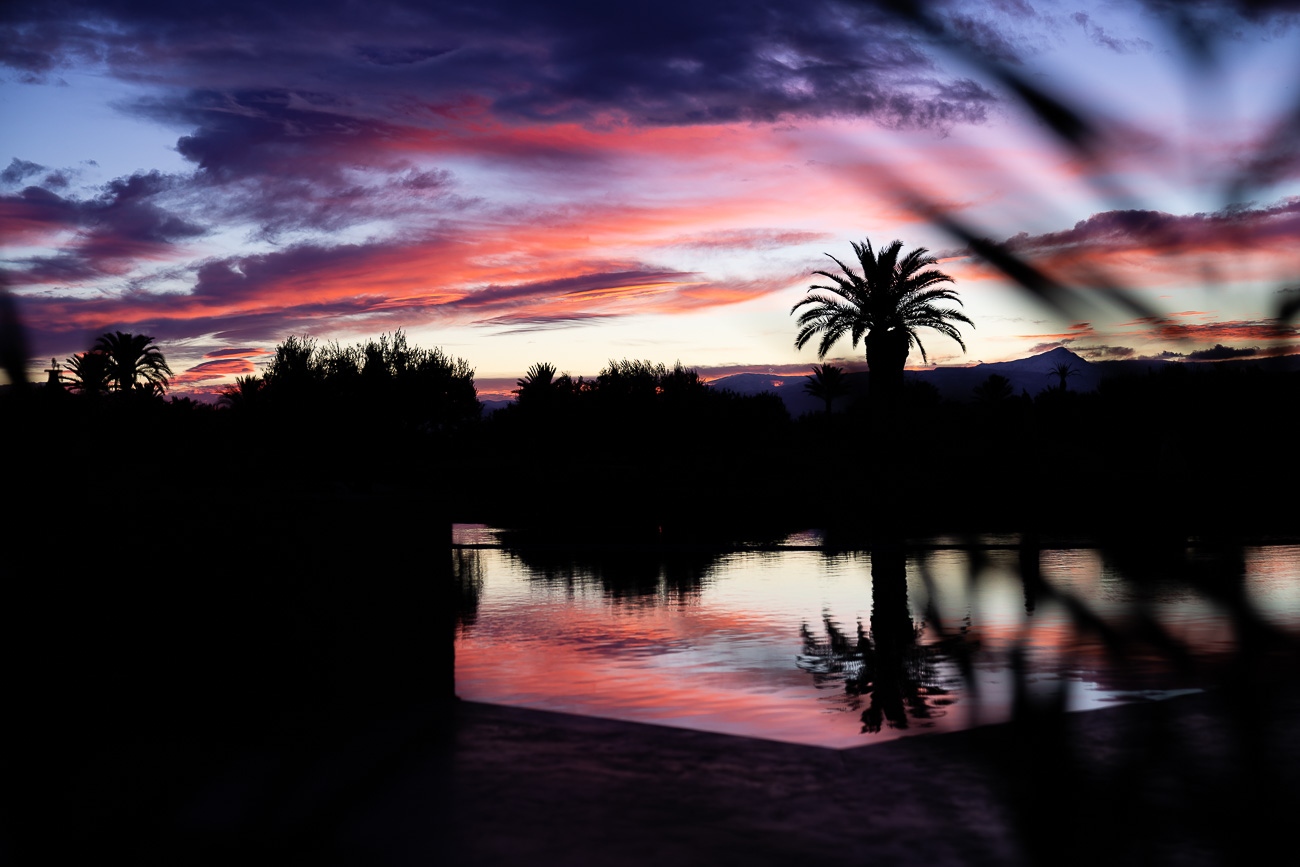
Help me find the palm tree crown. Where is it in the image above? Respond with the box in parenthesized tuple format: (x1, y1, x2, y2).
(93, 331, 172, 393)
(63, 350, 114, 396)
(792, 238, 972, 366)
(515, 362, 557, 395)
(1047, 361, 1080, 391)
(803, 363, 850, 416)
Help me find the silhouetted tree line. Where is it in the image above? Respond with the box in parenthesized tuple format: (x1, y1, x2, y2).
(482, 358, 794, 536)
(9, 330, 479, 514)
(469, 348, 1297, 540)
(8, 327, 1297, 538)
(225, 330, 480, 432)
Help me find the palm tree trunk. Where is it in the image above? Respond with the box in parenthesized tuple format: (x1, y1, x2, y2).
(866, 329, 909, 421)
(866, 329, 909, 536)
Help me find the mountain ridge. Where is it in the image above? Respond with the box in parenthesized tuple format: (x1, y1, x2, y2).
(705, 347, 1300, 417)
(478, 347, 1299, 415)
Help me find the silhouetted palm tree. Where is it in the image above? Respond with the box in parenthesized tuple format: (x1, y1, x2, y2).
(63, 351, 113, 396)
(804, 363, 849, 418)
(1047, 361, 1080, 392)
(218, 375, 264, 410)
(514, 362, 558, 404)
(792, 239, 971, 419)
(92, 331, 172, 394)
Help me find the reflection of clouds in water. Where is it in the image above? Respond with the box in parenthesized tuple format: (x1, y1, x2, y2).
(1246, 546, 1300, 633)
(779, 529, 826, 547)
(455, 536, 1300, 746)
(451, 523, 501, 546)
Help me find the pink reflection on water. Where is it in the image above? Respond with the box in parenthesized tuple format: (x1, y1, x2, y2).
(453, 539, 1300, 748)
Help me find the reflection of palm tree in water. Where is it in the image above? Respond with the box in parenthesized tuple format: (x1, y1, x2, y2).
(861, 546, 932, 732)
(798, 546, 963, 733)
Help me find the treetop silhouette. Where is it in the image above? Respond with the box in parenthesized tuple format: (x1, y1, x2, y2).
(87, 331, 172, 395)
(973, 373, 1013, 405)
(63, 350, 114, 396)
(251, 330, 480, 430)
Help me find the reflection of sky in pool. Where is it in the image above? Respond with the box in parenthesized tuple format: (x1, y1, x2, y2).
(452, 526, 1300, 748)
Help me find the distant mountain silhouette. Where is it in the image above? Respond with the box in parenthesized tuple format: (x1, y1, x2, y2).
(480, 398, 513, 414)
(707, 347, 1300, 415)
(703, 372, 863, 418)
(949, 346, 1099, 397)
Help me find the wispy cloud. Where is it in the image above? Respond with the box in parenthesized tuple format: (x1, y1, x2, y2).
(172, 357, 258, 386)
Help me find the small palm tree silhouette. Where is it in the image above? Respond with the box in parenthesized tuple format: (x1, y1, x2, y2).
(1047, 361, 1080, 392)
(803, 363, 849, 418)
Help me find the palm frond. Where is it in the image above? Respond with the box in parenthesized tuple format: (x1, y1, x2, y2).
(792, 237, 972, 366)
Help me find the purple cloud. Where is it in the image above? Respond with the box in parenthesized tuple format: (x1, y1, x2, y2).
(999, 199, 1300, 256)
(3, 2, 1000, 130)
(1186, 343, 1260, 360)
(1, 158, 46, 186)
(3, 171, 205, 283)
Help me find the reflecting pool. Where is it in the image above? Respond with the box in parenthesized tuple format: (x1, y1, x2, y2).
(452, 526, 1300, 748)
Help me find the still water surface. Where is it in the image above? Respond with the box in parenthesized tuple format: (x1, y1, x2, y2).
(452, 527, 1300, 748)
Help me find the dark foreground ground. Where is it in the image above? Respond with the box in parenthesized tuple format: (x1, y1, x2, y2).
(11, 686, 1297, 866)
(351, 690, 1300, 867)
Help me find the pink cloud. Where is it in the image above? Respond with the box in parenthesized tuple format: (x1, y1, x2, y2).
(203, 347, 273, 359)
(171, 357, 257, 385)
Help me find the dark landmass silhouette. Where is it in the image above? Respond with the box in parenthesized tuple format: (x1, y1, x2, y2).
(708, 346, 1300, 415)
(8, 337, 1299, 540)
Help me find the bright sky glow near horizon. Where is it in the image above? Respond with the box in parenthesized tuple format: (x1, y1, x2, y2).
(3, 1, 1298, 400)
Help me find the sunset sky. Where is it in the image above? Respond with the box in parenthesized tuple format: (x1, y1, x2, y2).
(3, 0, 1298, 400)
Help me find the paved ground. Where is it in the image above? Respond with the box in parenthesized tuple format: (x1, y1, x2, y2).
(409, 701, 1022, 866)
(13, 687, 1298, 865)
(330, 686, 1299, 867)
